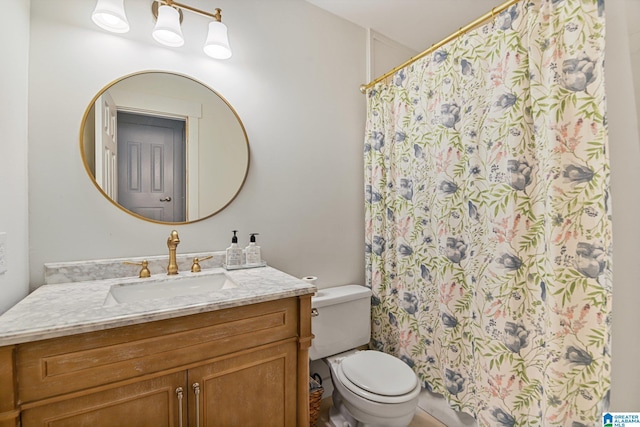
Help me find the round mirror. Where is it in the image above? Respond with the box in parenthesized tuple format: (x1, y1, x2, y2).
(80, 71, 249, 224)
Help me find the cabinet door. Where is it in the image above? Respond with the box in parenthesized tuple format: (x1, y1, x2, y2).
(21, 372, 187, 427)
(188, 341, 297, 427)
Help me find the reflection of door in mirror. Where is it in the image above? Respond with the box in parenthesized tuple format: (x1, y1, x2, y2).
(117, 112, 186, 223)
(94, 92, 118, 199)
(106, 77, 204, 222)
(81, 72, 250, 224)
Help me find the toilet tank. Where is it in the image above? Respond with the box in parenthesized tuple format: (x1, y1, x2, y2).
(309, 285, 372, 361)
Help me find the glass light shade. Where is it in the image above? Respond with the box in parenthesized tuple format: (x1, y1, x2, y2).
(152, 5, 184, 47)
(92, 0, 129, 33)
(203, 21, 232, 59)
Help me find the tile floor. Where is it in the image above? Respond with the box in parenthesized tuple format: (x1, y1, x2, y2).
(316, 397, 447, 427)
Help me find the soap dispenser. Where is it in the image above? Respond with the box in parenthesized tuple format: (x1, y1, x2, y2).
(245, 233, 262, 266)
(225, 230, 243, 267)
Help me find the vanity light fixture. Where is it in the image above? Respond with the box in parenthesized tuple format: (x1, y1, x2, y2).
(203, 10, 232, 59)
(91, 0, 130, 33)
(152, 3, 184, 47)
(91, 0, 232, 59)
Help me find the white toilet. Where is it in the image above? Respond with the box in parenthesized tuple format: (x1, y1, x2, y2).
(309, 285, 421, 427)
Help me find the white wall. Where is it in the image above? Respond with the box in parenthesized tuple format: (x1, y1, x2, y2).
(0, 0, 30, 314)
(367, 29, 417, 83)
(27, 0, 366, 289)
(608, 0, 640, 411)
(629, 0, 640, 139)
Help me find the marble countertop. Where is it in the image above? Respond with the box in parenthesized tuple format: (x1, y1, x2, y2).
(0, 266, 316, 347)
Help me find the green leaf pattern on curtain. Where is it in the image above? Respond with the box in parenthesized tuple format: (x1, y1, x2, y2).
(364, 1, 610, 426)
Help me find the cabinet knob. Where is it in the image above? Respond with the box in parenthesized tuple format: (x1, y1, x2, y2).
(311, 308, 319, 317)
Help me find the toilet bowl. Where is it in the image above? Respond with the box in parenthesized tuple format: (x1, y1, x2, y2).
(326, 350, 421, 427)
(309, 285, 421, 427)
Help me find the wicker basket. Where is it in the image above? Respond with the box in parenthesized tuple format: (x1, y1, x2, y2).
(309, 374, 324, 427)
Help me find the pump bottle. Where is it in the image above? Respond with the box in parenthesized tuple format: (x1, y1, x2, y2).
(245, 233, 262, 266)
(225, 230, 243, 267)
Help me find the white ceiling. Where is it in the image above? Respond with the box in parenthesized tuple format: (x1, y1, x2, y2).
(304, 0, 508, 52)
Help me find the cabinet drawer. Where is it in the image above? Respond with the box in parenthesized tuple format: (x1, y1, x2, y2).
(17, 298, 298, 403)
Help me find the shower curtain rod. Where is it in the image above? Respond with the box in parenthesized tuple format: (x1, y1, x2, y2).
(359, 0, 522, 93)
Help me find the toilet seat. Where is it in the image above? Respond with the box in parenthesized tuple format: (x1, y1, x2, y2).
(335, 351, 421, 404)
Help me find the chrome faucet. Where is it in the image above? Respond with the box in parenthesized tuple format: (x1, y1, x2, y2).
(167, 230, 180, 275)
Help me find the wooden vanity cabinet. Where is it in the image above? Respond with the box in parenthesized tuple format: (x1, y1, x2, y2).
(21, 371, 186, 426)
(188, 341, 298, 426)
(0, 346, 18, 427)
(0, 295, 312, 427)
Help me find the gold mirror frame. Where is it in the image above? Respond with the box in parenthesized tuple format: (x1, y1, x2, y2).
(79, 71, 249, 225)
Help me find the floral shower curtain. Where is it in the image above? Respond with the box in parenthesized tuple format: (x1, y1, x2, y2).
(364, 1, 611, 426)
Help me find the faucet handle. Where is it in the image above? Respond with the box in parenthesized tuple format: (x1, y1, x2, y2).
(124, 260, 151, 278)
(191, 255, 213, 273)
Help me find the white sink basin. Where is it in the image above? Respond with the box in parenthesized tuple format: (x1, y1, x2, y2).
(104, 273, 237, 305)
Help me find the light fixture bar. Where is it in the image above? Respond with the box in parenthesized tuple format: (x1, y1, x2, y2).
(160, 0, 222, 21)
(155, 0, 231, 59)
(93, 0, 231, 59)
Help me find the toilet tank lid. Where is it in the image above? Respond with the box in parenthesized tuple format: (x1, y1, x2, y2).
(312, 285, 372, 308)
